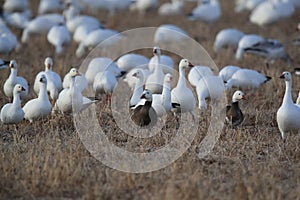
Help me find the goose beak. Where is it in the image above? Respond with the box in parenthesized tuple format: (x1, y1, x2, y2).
(76, 72, 81, 76)
(21, 87, 26, 91)
(140, 93, 146, 99)
(132, 72, 137, 77)
(279, 74, 285, 79)
(188, 62, 194, 67)
(40, 78, 43, 82)
(47, 64, 51, 69)
(242, 95, 246, 100)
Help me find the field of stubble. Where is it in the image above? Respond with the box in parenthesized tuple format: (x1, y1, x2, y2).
(1, 0, 300, 199)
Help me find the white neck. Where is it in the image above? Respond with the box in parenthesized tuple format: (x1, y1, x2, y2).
(177, 67, 187, 88)
(283, 80, 294, 105)
(12, 92, 21, 109)
(38, 82, 49, 101)
(162, 81, 171, 106)
(153, 54, 162, 76)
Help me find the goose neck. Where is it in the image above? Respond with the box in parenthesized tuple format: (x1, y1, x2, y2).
(12, 93, 21, 108)
(38, 83, 49, 101)
(283, 80, 294, 105)
(177, 67, 187, 87)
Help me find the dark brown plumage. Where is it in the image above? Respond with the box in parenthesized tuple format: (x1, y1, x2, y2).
(226, 90, 245, 126)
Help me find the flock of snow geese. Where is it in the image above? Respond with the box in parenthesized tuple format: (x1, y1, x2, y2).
(0, 0, 300, 142)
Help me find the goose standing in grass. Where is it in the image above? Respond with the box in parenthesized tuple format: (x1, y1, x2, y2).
(236, 34, 264, 60)
(62, 69, 87, 93)
(277, 71, 300, 142)
(47, 23, 71, 54)
(196, 75, 225, 110)
(34, 57, 62, 105)
(218, 65, 241, 82)
(4, 60, 28, 101)
(0, 84, 25, 124)
(130, 69, 146, 108)
(171, 59, 196, 119)
(213, 28, 245, 53)
(145, 47, 165, 94)
(23, 75, 52, 123)
(244, 39, 294, 67)
(226, 90, 245, 126)
(225, 68, 271, 91)
(148, 47, 174, 74)
(131, 89, 157, 127)
(188, 0, 221, 23)
(188, 65, 213, 87)
(93, 70, 117, 102)
(152, 73, 173, 118)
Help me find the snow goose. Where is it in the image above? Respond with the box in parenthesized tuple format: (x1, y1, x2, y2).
(214, 28, 245, 53)
(93, 70, 117, 101)
(244, 39, 294, 67)
(116, 53, 149, 72)
(62, 69, 87, 93)
(47, 23, 71, 54)
(0, 84, 25, 124)
(152, 73, 173, 117)
(124, 68, 150, 90)
(145, 47, 165, 94)
(38, 0, 64, 14)
(76, 28, 122, 58)
(4, 60, 28, 100)
(55, 68, 96, 114)
(225, 68, 271, 91)
(3, 10, 31, 29)
(158, 0, 184, 16)
(0, 24, 20, 54)
(236, 34, 265, 60)
(131, 89, 157, 127)
(218, 65, 241, 82)
(188, 65, 214, 87)
(188, 0, 221, 23)
(130, 69, 146, 107)
(3, 0, 29, 12)
(34, 57, 62, 104)
(130, 0, 158, 15)
(277, 71, 300, 141)
(196, 75, 225, 110)
(154, 24, 189, 44)
(171, 59, 196, 118)
(65, 14, 101, 33)
(148, 47, 175, 74)
(235, 0, 266, 13)
(85, 57, 126, 85)
(23, 75, 52, 122)
(226, 90, 245, 126)
(73, 24, 99, 44)
(21, 14, 65, 43)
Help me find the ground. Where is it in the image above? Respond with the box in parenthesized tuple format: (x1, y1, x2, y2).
(0, 0, 300, 199)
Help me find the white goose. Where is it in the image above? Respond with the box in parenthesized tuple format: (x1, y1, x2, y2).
(196, 75, 225, 110)
(188, 0, 221, 23)
(93, 70, 117, 99)
(152, 73, 173, 118)
(154, 24, 189, 44)
(158, 0, 184, 16)
(130, 0, 158, 14)
(218, 65, 241, 82)
(145, 47, 165, 94)
(0, 23, 20, 54)
(277, 71, 300, 142)
(236, 34, 265, 60)
(62, 69, 87, 93)
(23, 75, 52, 122)
(148, 47, 175, 74)
(73, 24, 99, 44)
(124, 67, 150, 90)
(3, 0, 29, 12)
(38, 0, 64, 14)
(188, 65, 214, 87)
(171, 59, 196, 118)
(116, 53, 149, 72)
(4, 60, 28, 100)
(214, 28, 245, 53)
(55, 68, 96, 114)
(130, 69, 146, 107)
(0, 84, 25, 124)
(225, 68, 271, 91)
(34, 57, 62, 104)
(47, 23, 71, 54)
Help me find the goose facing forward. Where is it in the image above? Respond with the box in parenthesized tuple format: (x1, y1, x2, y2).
(277, 71, 300, 142)
(226, 90, 245, 126)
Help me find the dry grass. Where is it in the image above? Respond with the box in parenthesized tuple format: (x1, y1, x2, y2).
(1, 0, 300, 199)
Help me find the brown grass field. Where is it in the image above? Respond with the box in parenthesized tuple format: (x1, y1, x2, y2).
(1, 0, 300, 199)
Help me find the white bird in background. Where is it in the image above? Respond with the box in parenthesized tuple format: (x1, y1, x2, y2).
(214, 28, 245, 53)
(124, 67, 150, 90)
(145, 47, 166, 94)
(73, 24, 99, 44)
(148, 47, 174, 74)
(4, 60, 28, 101)
(225, 68, 271, 91)
(158, 0, 184, 16)
(152, 73, 173, 118)
(117, 53, 150, 72)
(171, 59, 196, 119)
(235, 0, 266, 13)
(188, 65, 214, 87)
(236, 34, 264, 60)
(3, 10, 31, 29)
(62, 69, 88, 93)
(93, 70, 118, 101)
(130, 0, 158, 15)
(188, 0, 221, 23)
(0, 84, 25, 124)
(244, 39, 294, 67)
(154, 24, 189, 44)
(218, 65, 241, 82)
(47, 23, 71, 54)
(130, 69, 146, 108)
(0, 23, 20, 54)
(3, 0, 29, 12)
(23, 75, 52, 122)
(196, 75, 225, 110)
(38, 0, 64, 14)
(277, 71, 300, 142)
(34, 57, 62, 104)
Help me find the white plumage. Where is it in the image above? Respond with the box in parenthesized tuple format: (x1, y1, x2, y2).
(218, 65, 241, 82)
(47, 24, 71, 54)
(93, 71, 117, 97)
(236, 34, 264, 60)
(188, 0, 221, 23)
(188, 65, 214, 87)
(117, 53, 149, 72)
(214, 28, 245, 53)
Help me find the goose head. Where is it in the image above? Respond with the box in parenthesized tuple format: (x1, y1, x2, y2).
(9, 60, 17, 70)
(39, 74, 47, 84)
(153, 46, 161, 56)
(164, 73, 172, 83)
(179, 58, 194, 70)
(232, 90, 245, 102)
(44, 57, 53, 71)
(280, 71, 292, 81)
(69, 68, 81, 78)
(132, 69, 143, 79)
(13, 84, 26, 94)
(140, 89, 152, 101)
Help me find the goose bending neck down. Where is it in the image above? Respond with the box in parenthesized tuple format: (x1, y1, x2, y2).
(276, 71, 300, 142)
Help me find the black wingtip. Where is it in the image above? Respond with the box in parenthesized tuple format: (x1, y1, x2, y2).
(171, 103, 180, 108)
(295, 68, 300, 75)
(265, 76, 272, 82)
